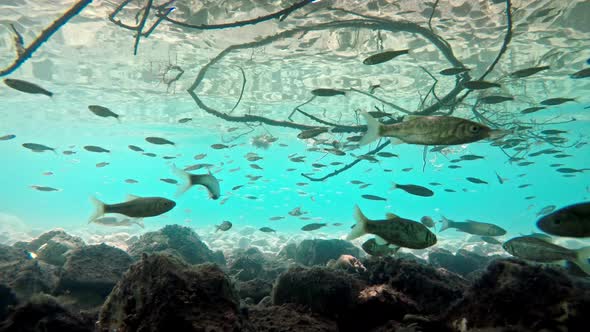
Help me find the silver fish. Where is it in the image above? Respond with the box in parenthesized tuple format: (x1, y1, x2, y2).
(89, 195, 175, 222)
(440, 216, 506, 236)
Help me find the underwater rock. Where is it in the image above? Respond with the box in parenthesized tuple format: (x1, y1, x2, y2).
(295, 239, 360, 266)
(247, 304, 338, 332)
(237, 278, 273, 304)
(229, 247, 288, 282)
(272, 266, 365, 318)
(428, 248, 493, 277)
(364, 257, 468, 314)
(14, 229, 85, 266)
(98, 254, 246, 331)
(327, 254, 367, 274)
(55, 243, 133, 307)
(0, 294, 95, 332)
(278, 242, 297, 259)
(127, 224, 225, 265)
(0, 284, 17, 321)
(238, 236, 252, 249)
(446, 259, 590, 331)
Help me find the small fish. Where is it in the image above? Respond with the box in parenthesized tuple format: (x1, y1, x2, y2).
(392, 183, 434, 197)
(88, 105, 120, 122)
(3, 78, 53, 97)
(359, 184, 371, 189)
(96, 162, 110, 168)
(89, 195, 176, 222)
(509, 65, 550, 78)
(0, 134, 16, 141)
(173, 165, 220, 199)
(361, 194, 387, 201)
(363, 49, 409, 65)
(536, 202, 590, 238)
(517, 161, 534, 166)
(311, 88, 345, 97)
(503, 236, 590, 275)
(460, 154, 485, 161)
(536, 205, 556, 217)
(439, 67, 470, 76)
(42, 171, 53, 176)
(540, 98, 575, 106)
(84, 145, 110, 153)
(570, 68, 590, 79)
(541, 129, 567, 135)
(30, 185, 59, 192)
(556, 168, 588, 174)
(429, 182, 442, 186)
(444, 189, 456, 193)
(361, 238, 400, 257)
(289, 207, 306, 217)
(312, 163, 326, 168)
(463, 80, 501, 90)
(143, 152, 156, 157)
(376, 152, 398, 158)
(420, 216, 435, 228)
(347, 206, 437, 249)
(146, 137, 175, 145)
(125, 179, 138, 184)
(231, 185, 243, 191)
(178, 118, 192, 123)
(520, 106, 546, 114)
(162, 156, 176, 160)
(466, 177, 488, 184)
(259, 227, 276, 233)
(480, 236, 502, 245)
(324, 148, 346, 156)
(160, 178, 178, 184)
(128, 145, 144, 152)
(194, 153, 207, 160)
(269, 216, 284, 221)
(216, 221, 233, 232)
(22, 143, 56, 153)
(478, 95, 514, 104)
(440, 216, 506, 236)
(350, 180, 364, 185)
(211, 144, 229, 149)
(250, 164, 263, 170)
(402, 168, 413, 172)
(518, 184, 531, 189)
(63, 150, 76, 155)
(301, 223, 327, 231)
(298, 127, 329, 139)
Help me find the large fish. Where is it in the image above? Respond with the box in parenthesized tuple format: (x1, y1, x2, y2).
(439, 216, 506, 236)
(347, 205, 437, 249)
(359, 112, 504, 146)
(536, 202, 590, 238)
(89, 195, 175, 223)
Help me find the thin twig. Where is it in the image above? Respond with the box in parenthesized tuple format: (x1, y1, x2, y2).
(428, 0, 440, 31)
(133, 0, 153, 55)
(288, 96, 316, 121)
(229, 66, 246, 114)
(348, 88, 412, 114)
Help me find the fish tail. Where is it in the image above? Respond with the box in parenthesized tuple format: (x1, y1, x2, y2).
(347, 205, 368, 240)
(359, 112, 382, 146)
(89, 196, 105, 223)
(172, 164, 193, 197)
(573, 246, 590, 275)
(390, 182, 397, 191)
(439, 216, 452, 232)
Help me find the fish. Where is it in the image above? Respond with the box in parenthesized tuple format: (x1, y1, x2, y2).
(311, 88, 345, 97)
(376, 152, 398, 158)
(523, 232, 553, 242)
(502, 236, 590, 275)
(259, 227, 276, 233)
(84, 145, 110, 153)
(439, 216, 506, 236)
(536, 202, 590, 238)
(570, 68, 590, 79)
(297, 127, 329, 139)
(30, 185, 60, 192)
(536, 205, 556, 217)
(172, 165, 220, 199)
(289, 207, 306, 216)
(125, 179, 138, 184)
(146, 137, 175, 145)
(88, 105, 120, 122)
(216, 221, 232, 232)
(211, 144, 229, 149)
(312, 163, 326, 168)
(63, 150, 76, 155)
(359, 184, 371, 189)
(160, 178, 178, 184)
(324, 148, 345, 156)
(540, 98, 575, 106)
(361, 194, 387, 201)
(556, 168, 588, 174)
(269, 216, 284, 221)
(42, 171, 54, 176)
(0, 134, 16, 141)
(518, 184, 531, 189)
(96, 162, 110, 168)
(391, 183, 434, 197)
(478, 95, 514, 104)
(509, 65, 550, 78)
(162, 156, 176, 160)
(89, 195, 176, 223)
(429, 182, 442, 186)
(553, 154, 572, 159)
(420, 216, 435, 228)
(22, 143, 56, 153)
(463, 80, 501, 90)
(249, 164, 263, 170)
(359, 112, 501, 146)
(347, 206, 437, 249)
(91, 216, 144, 228)
(480, 236, 502, 245)
(541, 129, 567, 135)
(301, 223, 327, 231)
(143, 153, 156, 157)
(3, 78, 53, 97)
(460, 154, 485, 161)
(517, 161, 534, 166)
(178, 118, 192, 123)
(448, 164, 462, 169)
(402, 168, 413, 172)
(363, 49, 409, 65)
(444, 189, 456, 193)
(466, 177, 488, 184)
(439, 67, 470, 76)
(128, 145, 144, 152)
(194, 153, 207, 160)
(350, 180, 364, 185)
(231, 185, 243, 191)
(361, 238, 400, 257)
(520, 106, 546, 114)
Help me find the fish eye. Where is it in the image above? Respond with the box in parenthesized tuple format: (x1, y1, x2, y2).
(553, 218, 561, 224)
(469, 125, 480, 133)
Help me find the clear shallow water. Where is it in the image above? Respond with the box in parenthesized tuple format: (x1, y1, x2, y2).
(0, 0, 589, 252)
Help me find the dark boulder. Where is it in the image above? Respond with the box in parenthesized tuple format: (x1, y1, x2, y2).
(247, 304, 338, 332)
(127, 224, 225, 265)
(238, 278, 273, 304)
(229, 247, 287, 282)
(295, 239, 360, 266)
(278, 242, 297, 259)
(14, 230, 85, 266)
(0, 284, 17, 321)
(428, 248, 492, 277)
(98, 253, 246, 331)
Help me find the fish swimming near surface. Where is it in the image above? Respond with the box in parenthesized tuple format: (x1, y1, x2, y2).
(128, 145, 144, 152)
(0, 134, 16, 141)
(361, 238, 400, 257)
(509, 65, 550, 78)
(361, 194, 387, 201)
(520, 106, 546, 114)
(88, 105, 120, 122)
(439, 67, 470, 76)
(22, 143, 56, 154)
(298, 127, 330, 139)
(463, 80, 501, 90)
(347, 205, 437, 249)
(84, 145, 110, 153)
(503, 236, 590, 275)
(88, 195, 176, 223)
(536, 202, 590, 238)
(91, 216, 144, 228)
(478, 95, 514, 104)
(216, 221, 233, 232)
(178, 118, 192, 123)
(30, 185, 60, 192)
(146, 137, 175, 145)
(172, 165, 220, 199)
(391, 183, 434, 197)
(363, 49, 409, 65)
(359, 112, 502, 146)
(3, 78, 53, 97)
(570, 68, 590, 79)
(311, 88, 345, 97)
(439, 216, 506, 236)
(160, 178, 178, 184)
(540, 98, 575, 106)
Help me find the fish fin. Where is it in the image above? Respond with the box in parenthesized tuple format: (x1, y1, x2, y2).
(439, 216, 451, 232)
(573, 246, 590, 276)
(172, 164, 193, 197)
(116, 115, 122, 124)
(347, 205, 368, 240)
(390, 182, 397, 191)
(359, 112, 381, 146)
(126, 194, 141, 201)
(88, 196, 105, 223)
(215, 225, 221, 233)
(375, 236, 388, 245)
(385, 213, 398, 220)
